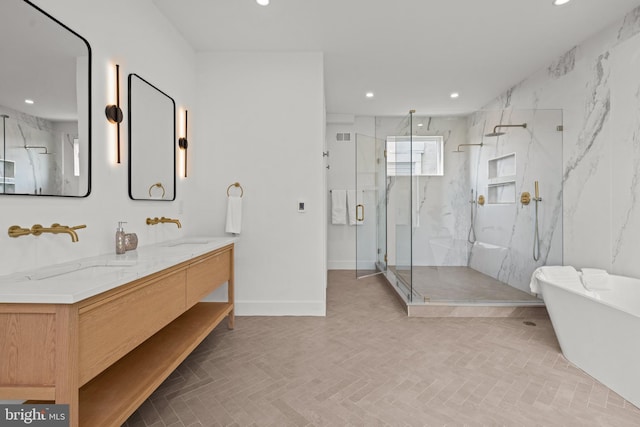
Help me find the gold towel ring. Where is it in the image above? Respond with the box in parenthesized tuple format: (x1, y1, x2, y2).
(148, 182, 166, 198)
(226, 182, 244, 198)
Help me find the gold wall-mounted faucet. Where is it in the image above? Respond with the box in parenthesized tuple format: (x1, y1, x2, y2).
(8, 223, 86, 242)
(146, 217, 182, 228)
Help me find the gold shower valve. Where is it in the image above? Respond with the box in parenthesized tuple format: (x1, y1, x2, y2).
(521, 192, 531, 206)
(477, 195, 485, 206)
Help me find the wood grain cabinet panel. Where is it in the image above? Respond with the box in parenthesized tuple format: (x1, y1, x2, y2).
(0, 312, 56, 387)
(78, 270, 186, 385)
(186, 249, 231, 308)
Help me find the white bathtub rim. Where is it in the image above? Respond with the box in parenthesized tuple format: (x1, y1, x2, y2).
(538, 272, 640, 320)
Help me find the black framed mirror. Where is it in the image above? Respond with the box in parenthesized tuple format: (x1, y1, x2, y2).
(0, 0, 91, 197)
(128, 73, 176, 201)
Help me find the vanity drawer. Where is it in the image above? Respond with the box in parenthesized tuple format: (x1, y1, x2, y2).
(78, 270, 186, 385)
(186, 249, 231, 308)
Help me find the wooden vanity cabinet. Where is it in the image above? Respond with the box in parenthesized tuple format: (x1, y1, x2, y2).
(0, 243, 235, 427)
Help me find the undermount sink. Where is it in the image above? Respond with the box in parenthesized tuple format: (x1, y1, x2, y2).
(26, 260, 137, 281)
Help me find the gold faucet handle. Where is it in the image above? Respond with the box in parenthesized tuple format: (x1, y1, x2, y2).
(8, 225, 31, 238)
(30, 224, 45, 236)
(70, 224, 87, 230)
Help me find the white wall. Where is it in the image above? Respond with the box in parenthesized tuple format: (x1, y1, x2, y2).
(483, 5, 640, 279)
(0, 0, 195, 275)
(191, 52, 326, 316)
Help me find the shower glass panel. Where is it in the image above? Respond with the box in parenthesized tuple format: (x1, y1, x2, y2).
(355, 133, 385, 278)
(375, 136, 387, 272)
(386, 112, 414, 300)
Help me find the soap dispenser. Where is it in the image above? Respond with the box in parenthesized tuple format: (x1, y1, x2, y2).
(116, 221, 127, 254)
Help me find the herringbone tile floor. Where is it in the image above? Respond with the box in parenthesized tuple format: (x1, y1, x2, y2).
(122, 270, 640, 427)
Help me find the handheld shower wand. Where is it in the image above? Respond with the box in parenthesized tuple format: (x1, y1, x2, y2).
(533, 181, 542, 261)
(468, 189, 477, 244)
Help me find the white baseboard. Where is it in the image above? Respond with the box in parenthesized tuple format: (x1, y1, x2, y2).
(327, 260, 355, 270)
(327, 260, 378, 270)
(235, 300, 326, 316)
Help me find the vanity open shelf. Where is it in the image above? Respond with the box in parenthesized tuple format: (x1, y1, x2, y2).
(79, 302, 232, 426)
(0, 241, 235, 427)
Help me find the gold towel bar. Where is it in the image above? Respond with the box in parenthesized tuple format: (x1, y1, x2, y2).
(227, 182, 244, 198)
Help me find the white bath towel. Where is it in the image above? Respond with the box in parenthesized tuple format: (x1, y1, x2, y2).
(225, 195, 242, 234)
(580, 268, 611, 290)
(347, 190, 363, 226)
(331, 190, 347, 225)
(529, 266, 580, 295)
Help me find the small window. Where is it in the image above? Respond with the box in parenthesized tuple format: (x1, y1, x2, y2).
(386, 135, 444, 176)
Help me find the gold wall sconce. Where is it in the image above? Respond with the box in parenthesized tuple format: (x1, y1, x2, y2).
(178, 109, 189, 177)
(105, 63, 124, 164)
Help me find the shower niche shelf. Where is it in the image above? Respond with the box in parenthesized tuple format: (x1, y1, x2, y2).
(0, 159, 15, 193)
(487, 182, 516, 204)
(487, 153, 516, 204)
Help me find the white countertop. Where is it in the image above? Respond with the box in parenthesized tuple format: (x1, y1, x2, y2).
(0, 236, 238, 304)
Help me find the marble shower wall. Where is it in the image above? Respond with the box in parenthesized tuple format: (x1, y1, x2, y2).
(481, 5, 640, 279)
(376, 115, 470, 267)
(467, 109, 563, 293)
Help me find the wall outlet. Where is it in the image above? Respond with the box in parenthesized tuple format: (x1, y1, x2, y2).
(298, 200, 306, 212)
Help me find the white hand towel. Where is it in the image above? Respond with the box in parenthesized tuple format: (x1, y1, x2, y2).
(347, 190, 363, 226)
(225, 195, 242, 234)
(529, 266, 580, 294)
(347, 190, 356, 225)
(331, 190, 347, 225)
(580, 268, 611, 290)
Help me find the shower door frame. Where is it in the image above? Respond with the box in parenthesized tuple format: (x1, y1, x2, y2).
(355, 133, 387, 279)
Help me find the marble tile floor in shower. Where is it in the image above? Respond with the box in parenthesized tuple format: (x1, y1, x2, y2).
(122, 270, 640, 426)
(392, 266, 542, 303)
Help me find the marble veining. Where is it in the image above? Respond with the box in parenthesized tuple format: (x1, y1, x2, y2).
(548, 46, 577, 79)
(612, 108, 640, 264)
(468, 108, 563, 293)
(617, 5, 640, 43)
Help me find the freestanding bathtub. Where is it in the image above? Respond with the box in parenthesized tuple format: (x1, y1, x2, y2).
(537, 270, 640, 408)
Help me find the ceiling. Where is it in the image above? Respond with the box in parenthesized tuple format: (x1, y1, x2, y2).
(153, 0, 640, 117)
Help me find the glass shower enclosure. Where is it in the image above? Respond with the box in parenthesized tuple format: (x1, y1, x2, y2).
(365, 108, 563, 306)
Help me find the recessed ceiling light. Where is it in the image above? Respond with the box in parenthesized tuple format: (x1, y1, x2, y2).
(24, 99, 34, 104)
(450, 92, 459, 99)
(256, 0, 269, 5)
(553, 0, 571, 5)
(365, 92, 374, 98)
(417, 123, 424, 127)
